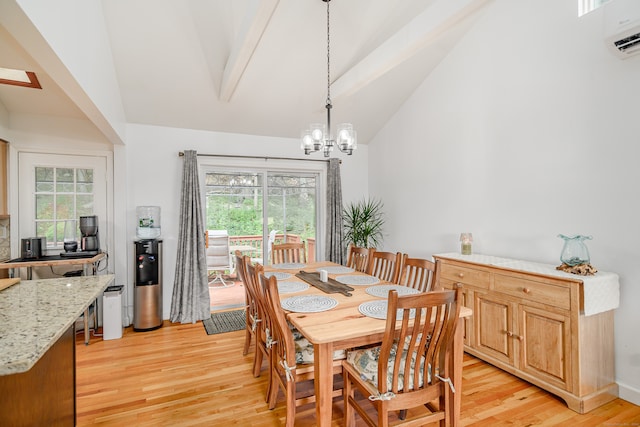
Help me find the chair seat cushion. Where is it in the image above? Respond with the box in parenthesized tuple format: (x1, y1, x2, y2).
(292, 328, 345, 364)
(345, 336, 429, 392)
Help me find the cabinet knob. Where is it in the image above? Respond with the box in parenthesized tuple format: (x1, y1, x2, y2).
(506, 331, 513, 337)
(458, 273, 464, 278)
(522, 287, 531, 294)
(517, 335, 524, 341)
(455, 282, 463, 289)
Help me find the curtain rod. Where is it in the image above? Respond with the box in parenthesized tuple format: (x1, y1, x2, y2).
(178, 152, 340, 164)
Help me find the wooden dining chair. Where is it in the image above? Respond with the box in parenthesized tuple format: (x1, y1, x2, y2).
(397, 255, 439, 292)
(367, 250, 402, 283)
(244, 261, 271, 392)
(260, 273, 344, 427)
(342, 288, 461, 427)
(346, 245, 374, 273)
(271, 242, 306, 264)
(234, 252, 254, 356)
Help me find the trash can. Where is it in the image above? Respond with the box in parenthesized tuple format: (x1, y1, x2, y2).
(102, 285, 123, 340)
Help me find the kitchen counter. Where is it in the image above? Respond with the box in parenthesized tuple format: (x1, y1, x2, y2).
(0, 274, 114, 375)
(0, 274, 114, 426)
(0, 252, 106, 279)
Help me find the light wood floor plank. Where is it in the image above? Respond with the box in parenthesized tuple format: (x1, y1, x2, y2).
(76, 321, 640, 426)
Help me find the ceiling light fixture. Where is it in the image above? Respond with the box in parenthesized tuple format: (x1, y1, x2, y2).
(301, 0, 356, 157)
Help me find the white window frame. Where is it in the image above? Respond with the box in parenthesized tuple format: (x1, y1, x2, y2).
(17, 151, 111, 258)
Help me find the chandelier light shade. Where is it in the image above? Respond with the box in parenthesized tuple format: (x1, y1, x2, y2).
(301, 0, 357, 157)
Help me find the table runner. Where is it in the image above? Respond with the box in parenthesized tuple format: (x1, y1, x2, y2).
(295, 271, 354, 297)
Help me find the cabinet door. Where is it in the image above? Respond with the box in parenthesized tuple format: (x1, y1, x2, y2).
(440, 278, 472, 346)
(518, 305, 572, 391)
(475, 292, 514, 366)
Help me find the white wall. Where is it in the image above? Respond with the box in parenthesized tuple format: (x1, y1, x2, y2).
(13, 0, 126, 144)
(123, 123, 369, 323)
(368, 0, 640, 405)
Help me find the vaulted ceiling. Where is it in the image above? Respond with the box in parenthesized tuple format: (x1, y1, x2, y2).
(0, 0, 492, 145)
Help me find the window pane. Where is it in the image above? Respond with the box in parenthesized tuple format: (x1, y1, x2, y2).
(55, 221, 66, 245)
(205, 173, 263, 235)
(267, 174, 316, 244)
(56, 194, 74, 219)
(35, 167, 54, 192)
(76, 169, 94, 192)
(36, 194, 54, 220)
(76, 168, 93, 183)
(76, 183, 94, 193)
(56, 168, 74, 192)
(76, 195, 94, 217)
(36, 221, 54, 243)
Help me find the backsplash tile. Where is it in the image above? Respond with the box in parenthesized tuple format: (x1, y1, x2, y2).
(0, 217, 10, 261)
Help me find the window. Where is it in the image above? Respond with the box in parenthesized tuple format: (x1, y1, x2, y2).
(19, 153, 108, 253)
(201, 160, 325, 263)
(578, 0, 611, 16)
(34, 166, 95, 247)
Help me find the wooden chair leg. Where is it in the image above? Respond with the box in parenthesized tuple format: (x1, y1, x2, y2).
(285, 379, 296, 427)
(242, 329, 252, 356)
(343, 370, 356, 427)
(253, 344, 263, 378)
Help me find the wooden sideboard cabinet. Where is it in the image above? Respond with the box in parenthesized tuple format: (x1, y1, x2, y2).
(433, 253, 619, 414)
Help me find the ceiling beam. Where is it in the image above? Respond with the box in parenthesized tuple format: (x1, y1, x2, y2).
(219, 0, 279, 102)
(331, 0, 492, 101)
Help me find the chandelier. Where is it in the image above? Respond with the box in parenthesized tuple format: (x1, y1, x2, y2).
(301, 0, 357, 157)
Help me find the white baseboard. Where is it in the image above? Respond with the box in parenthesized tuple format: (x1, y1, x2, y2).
(618, 381, 640, 407)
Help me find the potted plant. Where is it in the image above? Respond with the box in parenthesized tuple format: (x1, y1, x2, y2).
(342, 197, 385, 249)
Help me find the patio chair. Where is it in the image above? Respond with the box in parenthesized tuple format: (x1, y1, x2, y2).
(367, 250, 402, 283)
(207, 230, 233, 287)
(397, 255, 439, 292)
(342, 288, 462, 427)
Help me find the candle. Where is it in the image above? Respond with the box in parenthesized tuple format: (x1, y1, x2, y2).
(460, 233, 473, 255)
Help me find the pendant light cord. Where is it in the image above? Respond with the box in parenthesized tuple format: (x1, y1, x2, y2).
(326, 0, 331, 107)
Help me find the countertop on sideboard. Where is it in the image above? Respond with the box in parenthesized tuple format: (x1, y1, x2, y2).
(0, 274, 114, 375)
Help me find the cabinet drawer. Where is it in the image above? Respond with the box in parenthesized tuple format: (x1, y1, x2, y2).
(494, 274, 570, 310)
(440, 263, 490, 289)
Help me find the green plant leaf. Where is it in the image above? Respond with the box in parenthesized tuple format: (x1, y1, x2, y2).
(342, 197, 385, 249)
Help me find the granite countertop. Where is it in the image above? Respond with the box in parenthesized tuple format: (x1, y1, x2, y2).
(0, 274, 114, 375)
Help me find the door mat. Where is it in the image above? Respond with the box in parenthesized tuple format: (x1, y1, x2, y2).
(203, 309, 246, 335)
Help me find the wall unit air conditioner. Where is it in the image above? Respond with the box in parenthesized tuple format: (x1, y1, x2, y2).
(604, 0, 640, 59)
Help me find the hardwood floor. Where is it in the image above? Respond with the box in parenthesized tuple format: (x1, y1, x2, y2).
(76, 321, 640, 426)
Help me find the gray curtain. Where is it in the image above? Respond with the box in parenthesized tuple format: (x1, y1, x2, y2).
(325, 158, 344, 264)
(170, 150, 210, 323)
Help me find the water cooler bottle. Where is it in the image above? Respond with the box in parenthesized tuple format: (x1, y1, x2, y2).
(134, 239, 163, 331)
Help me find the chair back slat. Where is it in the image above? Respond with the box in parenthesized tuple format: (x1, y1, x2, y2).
(379, 289, 461, 395)
(346, 246, 374, 273)
(398, 256, 438, 292)
(367, 251, 402, 283)
(271, 242, 306, 264)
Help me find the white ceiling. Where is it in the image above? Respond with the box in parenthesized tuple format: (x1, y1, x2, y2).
(0, 0, 492, 145)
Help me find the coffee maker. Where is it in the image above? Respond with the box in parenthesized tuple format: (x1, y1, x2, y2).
(79, 215, 101, 255)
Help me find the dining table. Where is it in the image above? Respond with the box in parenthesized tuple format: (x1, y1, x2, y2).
(264, 261, 472, 427)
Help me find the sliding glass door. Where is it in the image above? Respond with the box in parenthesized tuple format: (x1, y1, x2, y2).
(203, 168, 320, 264)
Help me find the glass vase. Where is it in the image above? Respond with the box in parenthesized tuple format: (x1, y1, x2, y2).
(558, 234, 592, 266)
